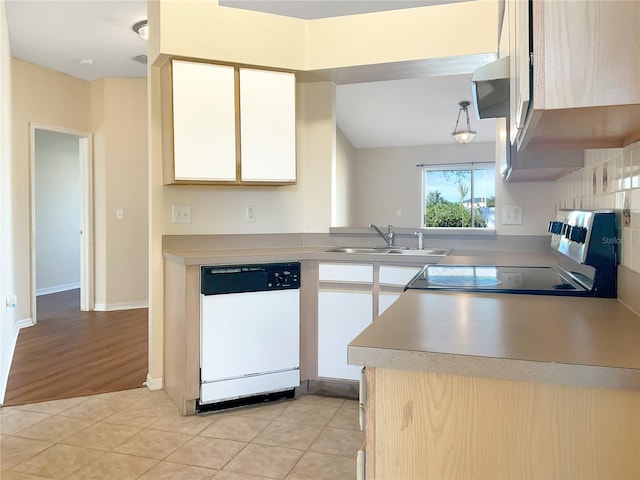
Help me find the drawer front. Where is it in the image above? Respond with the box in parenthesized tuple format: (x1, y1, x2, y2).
(319, 263, 373, 283)
(379, 265, 421, 286)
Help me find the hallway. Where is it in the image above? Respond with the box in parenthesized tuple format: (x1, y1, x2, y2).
(4, 289, 147, 406)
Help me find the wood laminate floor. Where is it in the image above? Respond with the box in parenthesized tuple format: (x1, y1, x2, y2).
(3, 289, 148, 406)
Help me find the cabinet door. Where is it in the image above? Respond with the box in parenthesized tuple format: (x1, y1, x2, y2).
(172, 60, 237, 181)
(508, 0, 531, 144)
(239, 68, 296, 183)
(318, 290, 372, 381)
(379, 292, 401, 316)
(379, 265, 421, 287)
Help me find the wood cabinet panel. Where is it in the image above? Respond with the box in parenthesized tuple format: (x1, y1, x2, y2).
(540, 1, 640, 110)
(508, 0, 640, 156)
(367, 367, 640, 480)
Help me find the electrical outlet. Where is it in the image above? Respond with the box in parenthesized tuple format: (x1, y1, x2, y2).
(246, 205, 256, 222)
(502, 205, 523, 225)
(172, 204, 192, 224)
(396, 209, 402, 217)
(5, 295, 17, 308)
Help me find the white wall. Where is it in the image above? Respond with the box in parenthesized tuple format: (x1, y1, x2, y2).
(349, 142, 496, 227)
(335, 127, 356, 226)
(35, 129, 80, 295)
(0, 0, 15, 404)
(342, 140, 556, 235)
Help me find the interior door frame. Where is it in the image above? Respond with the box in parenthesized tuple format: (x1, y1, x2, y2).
(29, 123, 94, 323)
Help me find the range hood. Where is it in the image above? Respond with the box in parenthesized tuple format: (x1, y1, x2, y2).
(471, 56, 510, 119)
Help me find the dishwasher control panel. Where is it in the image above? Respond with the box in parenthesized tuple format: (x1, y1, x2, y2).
(201, 262, 300, 295)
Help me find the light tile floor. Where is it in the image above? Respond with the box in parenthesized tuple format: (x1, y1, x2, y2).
(1, 389, 362, 479)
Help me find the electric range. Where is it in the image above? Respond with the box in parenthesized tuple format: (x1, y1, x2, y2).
(405, 209, 618, 298)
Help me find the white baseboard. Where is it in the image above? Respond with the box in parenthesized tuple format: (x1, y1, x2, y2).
(36, 282, 80, 296)
(144, 373, 163, 391)
(94, 301, 148, 312)
(0, 317, 33, 405)
(16, 318, 35, 329)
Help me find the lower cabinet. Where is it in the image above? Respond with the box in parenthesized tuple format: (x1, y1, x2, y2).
(378, 265, 421, 316)
(318, 290, 373, 381)
(378, 292, 401, 315)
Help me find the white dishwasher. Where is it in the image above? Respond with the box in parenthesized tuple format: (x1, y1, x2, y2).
(199, 263, 300, 410)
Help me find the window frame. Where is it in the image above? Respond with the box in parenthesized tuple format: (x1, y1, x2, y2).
(421, 162, 496, 230)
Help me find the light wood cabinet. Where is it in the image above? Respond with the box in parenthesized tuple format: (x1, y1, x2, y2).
(162, 59, 296, 185)
(510, 0, 640, 153)
(364, 367, 640, 480)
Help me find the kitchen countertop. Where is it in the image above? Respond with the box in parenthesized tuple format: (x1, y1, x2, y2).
(163, 245, 639, 391)
(348, 290, 640, 391)
(163, 246, 557, 267)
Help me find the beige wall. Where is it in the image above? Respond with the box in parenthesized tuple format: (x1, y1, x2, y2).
(151, 0, 498, 71)
(1, 0, 14, 403)
(11, 59, 92, 323)
(306, 1, 498, 70)
(92, 78, 148, 308)
(11, 60, 148, 322)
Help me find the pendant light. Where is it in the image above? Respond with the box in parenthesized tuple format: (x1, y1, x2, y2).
(452, 100, 477, 144)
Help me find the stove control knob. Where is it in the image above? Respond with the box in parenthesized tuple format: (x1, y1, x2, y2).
(548, 221, 563, 235)
(569, 226, 588, 243)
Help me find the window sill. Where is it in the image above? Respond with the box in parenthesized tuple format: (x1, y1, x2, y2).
(417, 227, 497, 236)
(329, 227, 497, 238)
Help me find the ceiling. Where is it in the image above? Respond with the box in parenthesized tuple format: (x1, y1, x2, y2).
(4, 0, 496, 148)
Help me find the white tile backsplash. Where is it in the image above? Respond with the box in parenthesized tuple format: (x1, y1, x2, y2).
(555, 141, 640, 274)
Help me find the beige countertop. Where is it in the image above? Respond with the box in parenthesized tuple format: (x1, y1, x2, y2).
(349, 290, 640, 391)
(163, 246, 454, 266)
(163, 246, 556, 267)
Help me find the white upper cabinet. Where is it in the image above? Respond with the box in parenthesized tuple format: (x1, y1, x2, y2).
(239, 68, 296, 183)
(171, 61, 237, 182)
(162, 60, 297, 185)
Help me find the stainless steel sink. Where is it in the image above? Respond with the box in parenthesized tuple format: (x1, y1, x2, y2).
(326, 247, 451, 256)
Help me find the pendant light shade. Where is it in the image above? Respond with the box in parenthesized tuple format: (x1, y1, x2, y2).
(452, 100, 477, 144)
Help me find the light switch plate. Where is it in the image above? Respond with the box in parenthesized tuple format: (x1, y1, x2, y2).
(502, 205, 523, 225)
(172, 204, 192, 224)
(245, 205, 256, 222)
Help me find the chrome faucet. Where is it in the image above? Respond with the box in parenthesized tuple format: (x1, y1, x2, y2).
(369, 224, 395, 247)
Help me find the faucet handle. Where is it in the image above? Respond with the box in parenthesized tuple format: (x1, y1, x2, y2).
(414, 231, 424, 250)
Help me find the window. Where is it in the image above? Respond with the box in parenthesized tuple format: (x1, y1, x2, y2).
(423, 164, 495, 228)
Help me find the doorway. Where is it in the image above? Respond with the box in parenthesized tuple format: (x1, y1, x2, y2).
(30, 123, 93, 323)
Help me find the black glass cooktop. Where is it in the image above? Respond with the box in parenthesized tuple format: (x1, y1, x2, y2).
(406, 265, 589, 295)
